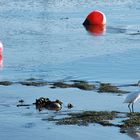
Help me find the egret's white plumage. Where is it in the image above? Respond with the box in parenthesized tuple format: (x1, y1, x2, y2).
(124, 91, 140, 112)
(124, 91, 140, 103)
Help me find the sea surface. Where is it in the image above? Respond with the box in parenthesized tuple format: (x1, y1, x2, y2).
(0, 0, 140, 82)
(0, 0, 140, 140)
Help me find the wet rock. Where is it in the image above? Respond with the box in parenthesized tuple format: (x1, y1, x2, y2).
(26, 78, 42, 81)
(19, 81, 48, 86)
(52, 81, 95, 90)
(70, 80, 89, 83)
(48, 111, 117, 126)
(98, 83, 128, 93)
(121, 112, 140, 128)
(60, 17, 69, 20)
(120, 129, 127, 133)
(24, 122, 36, 128)
(17, 104, 31, 107)
(67, 103, 73, 109)
(18, 99, 24, 103)
(72, 81, 95, 90)
(0, 81, 13, 86)
(52, 82, 71, 88)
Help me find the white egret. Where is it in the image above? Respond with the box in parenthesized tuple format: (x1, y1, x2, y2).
(124, 91, 140, 112)
(124, 81, 140, 112)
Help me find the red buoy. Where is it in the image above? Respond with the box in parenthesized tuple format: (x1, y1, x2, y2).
(0, 42, 3, 68)
(83, 10, 106, 26)
(0, 42, 3, 54)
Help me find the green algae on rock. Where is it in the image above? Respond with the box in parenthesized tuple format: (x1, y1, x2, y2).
(48, 111, 117, 126)
(26, 78, 42, 81)
(72, 81, 95, 90)
(18, 78, 48, 86)
(121, 112, 140, 128)
(19, 81, 48, 86)
(52, 81, 95, 91)
(52, 82, 72, 88)
(48, 110, 140, 129)
(98, 83, 129, 93)
(0, 81, 13, 86)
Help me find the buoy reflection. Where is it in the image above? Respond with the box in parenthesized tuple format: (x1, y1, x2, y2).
(84, 24, 106, 36)
(0, 54, 3, 68)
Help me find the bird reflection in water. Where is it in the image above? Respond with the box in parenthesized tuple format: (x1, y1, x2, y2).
(127, 127, 140, 140)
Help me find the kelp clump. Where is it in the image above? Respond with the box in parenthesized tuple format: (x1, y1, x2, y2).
(48, 111, 117, 126)
(72, 81, 95, 90)
(121, 113, 140, 128)
(0, 81, 13, 86)
(52, 81, 95, 91)
(98, 83, 128, 93)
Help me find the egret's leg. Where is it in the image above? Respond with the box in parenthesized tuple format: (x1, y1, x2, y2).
(128, 103, 131, 112)
(132, 103, 134, 113)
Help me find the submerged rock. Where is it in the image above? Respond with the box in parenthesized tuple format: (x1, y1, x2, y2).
(121, 112, 140, 128)
(19, 81, 48, 86)
(47, 110, 140, 129)
(98, 83, 129, 93)
(72, 81, 95, 90)
(67, 103, 73, 109)
(48, 111, 118, 126)
(18, 99, 24, 103)
(52, 82, 71, 88)
(52, 81, 95, 91)
(0, 81, 13, 86)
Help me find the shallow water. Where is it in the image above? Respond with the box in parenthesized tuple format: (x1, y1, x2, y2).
(0, 85, 135, 140)
(2, 84, 140, 140)
(1, 0, 140, 140)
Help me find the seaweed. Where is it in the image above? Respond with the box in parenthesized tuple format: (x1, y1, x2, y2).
(19, 81, 48, 86)
(98, 83, 129, 93)
(52, 81, 95, 90)
(72, 81, 95, 90)
(48, 111, 140, 129)
(121, 112, 140, 128)
(0, 81, 13, 86)
(48, 111, 117, 126)
(52, 82, 72, 88)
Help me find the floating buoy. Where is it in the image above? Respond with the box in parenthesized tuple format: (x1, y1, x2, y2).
(0, 42, 3, 68)
(0, 41, 3, 54)
(83, 10, 106, 26)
